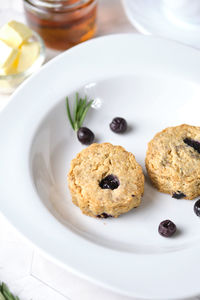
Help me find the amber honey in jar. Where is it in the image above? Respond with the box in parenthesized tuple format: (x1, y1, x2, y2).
(23, 0, 97, 50)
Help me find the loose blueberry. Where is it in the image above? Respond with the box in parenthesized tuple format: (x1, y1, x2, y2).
(97, 213, 113, 218)
(158, 220, 176, 237)
(99, 174, 120, 190)
(183, 138, 200, 154)
(110, 117, 127, 133)
(194, 199, 200, 217)
(172, 191, 186, 199)
(77, 127, 94, 145)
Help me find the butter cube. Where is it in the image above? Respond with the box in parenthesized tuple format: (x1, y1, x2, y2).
(0, 21, 32, 48)
(0, 39, 18, 69)
(17, 41, 40, 73)
(0, 53, 19, 75)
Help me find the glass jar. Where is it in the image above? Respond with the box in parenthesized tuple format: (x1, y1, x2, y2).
(23, 0, 97, 50)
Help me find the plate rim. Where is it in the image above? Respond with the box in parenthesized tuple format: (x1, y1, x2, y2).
(1, 33, 200, 299)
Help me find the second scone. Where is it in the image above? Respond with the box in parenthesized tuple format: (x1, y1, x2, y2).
(68, 143, 144, 218)
(146, 124, 200, 200)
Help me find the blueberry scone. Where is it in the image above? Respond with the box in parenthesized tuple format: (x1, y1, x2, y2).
(146, 124, 200, 199)
(68, 143, 144, 218)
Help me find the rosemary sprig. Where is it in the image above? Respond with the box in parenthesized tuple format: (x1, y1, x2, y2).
(0, 283, 20, 300)
(66, 93, 93, 131)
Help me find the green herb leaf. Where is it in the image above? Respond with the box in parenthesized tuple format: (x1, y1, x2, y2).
(66, 93, 93, 131)
(74, 93, 79, 123)
(66, 97, 75, 130)
(0, 283, 20, 300)
(0, 293, 6, 300)
(77, 98, 83, 119)
(79, 100, 93, 128)
(77, 96, 87, 125)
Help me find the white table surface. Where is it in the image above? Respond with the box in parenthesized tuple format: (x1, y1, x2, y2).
(0, 1, 139, 300)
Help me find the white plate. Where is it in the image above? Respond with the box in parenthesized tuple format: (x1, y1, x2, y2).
(0, 34, 200, 300)
(122, 0, 200, 49)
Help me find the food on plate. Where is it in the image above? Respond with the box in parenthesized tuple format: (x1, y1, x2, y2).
(194, 199, 200, 217)
(0, 20, 40, 75)
(66, 93, 95, 145)
(145, 124, 200, 200)
(77, 127, 94, 145)
(68, 142, 144, 218)
(110, 117, 127, 133)
(158, 220, 176, 237)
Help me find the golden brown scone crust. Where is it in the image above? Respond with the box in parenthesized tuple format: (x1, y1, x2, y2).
(146, 124, 200, 199)
(68, 143, 144, 218)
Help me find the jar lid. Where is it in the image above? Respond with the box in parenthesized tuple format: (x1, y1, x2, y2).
(24, 0, 92, 11)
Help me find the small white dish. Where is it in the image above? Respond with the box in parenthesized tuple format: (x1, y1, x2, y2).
(122, 0, 200, 49)
(162, 0, 200, 25)
(0, 11, 46, 94)
(0, 34, 200, 299)
(0, 30, 45, 94)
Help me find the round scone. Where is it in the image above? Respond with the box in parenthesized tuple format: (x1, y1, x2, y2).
(146, 124, 200, 200)
(68, 143, 144, 218)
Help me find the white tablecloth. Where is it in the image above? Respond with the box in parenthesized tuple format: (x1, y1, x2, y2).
(0, 1, 140, 299)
